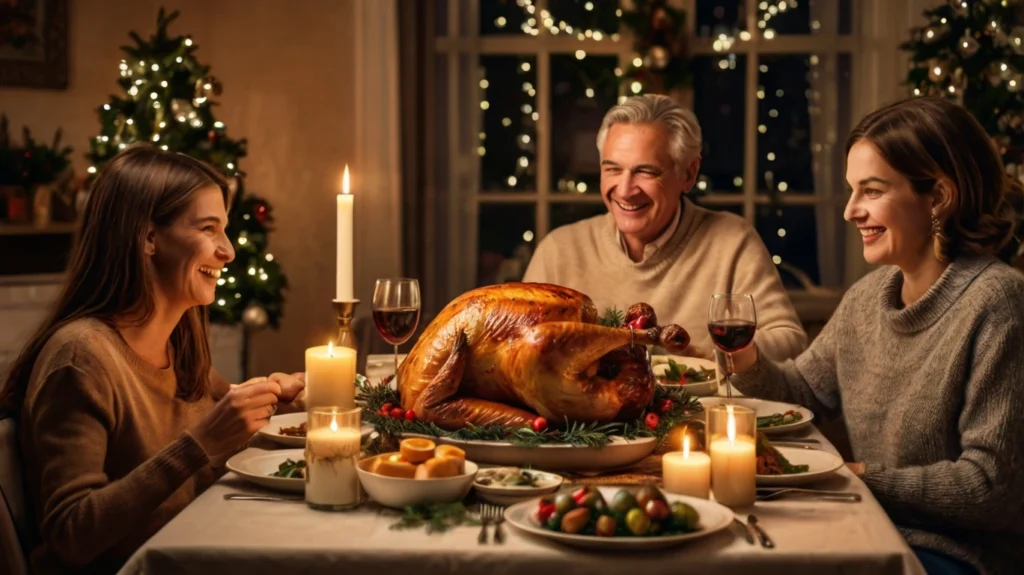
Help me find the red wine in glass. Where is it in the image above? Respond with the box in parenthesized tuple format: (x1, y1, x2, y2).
(708, 319, 757, 353)
(372, 307, 420, 345)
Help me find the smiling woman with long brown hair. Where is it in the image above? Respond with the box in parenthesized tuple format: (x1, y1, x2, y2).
(1, 145, 303, 574)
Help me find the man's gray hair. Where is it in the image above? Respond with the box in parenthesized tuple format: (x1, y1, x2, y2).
(595, 94, 702, 174)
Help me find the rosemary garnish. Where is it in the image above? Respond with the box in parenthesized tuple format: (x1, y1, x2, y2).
(356, 375, 702, 450)
(388, 502, 480, 534)
(598, 306, 625, 327)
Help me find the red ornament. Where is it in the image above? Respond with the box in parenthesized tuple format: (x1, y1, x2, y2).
(404, 409, 416, 421)
(531, 417, 548, 432)
(390, 407, 404, 419)
(254, 203, 269, 223)
(645, 412, 660, 430)
(657, 399, 674, 413)
(208, 130, 217, 142)
(380, 402, 393, 414)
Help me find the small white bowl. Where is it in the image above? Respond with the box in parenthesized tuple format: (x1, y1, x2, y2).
(356, 453, 478, 509)
(473, 467, 563, 505)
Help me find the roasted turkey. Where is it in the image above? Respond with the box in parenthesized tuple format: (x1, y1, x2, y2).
(397, 283, 690, 430)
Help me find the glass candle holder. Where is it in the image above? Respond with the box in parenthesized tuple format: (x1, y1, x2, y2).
(705, 404, 757, 507)
(304, 406, 362, 511)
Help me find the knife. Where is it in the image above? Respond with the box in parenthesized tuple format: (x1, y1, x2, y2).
(733, 517, 756, 545)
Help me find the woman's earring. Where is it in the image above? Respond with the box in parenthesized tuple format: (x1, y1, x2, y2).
(931, 214, 941, 236)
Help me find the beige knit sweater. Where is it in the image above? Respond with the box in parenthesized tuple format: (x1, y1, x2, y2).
(523, 198, 808, 361)
(19, 318, 225, 574)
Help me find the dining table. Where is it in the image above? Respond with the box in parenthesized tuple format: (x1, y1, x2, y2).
(117, 355, 927, 575)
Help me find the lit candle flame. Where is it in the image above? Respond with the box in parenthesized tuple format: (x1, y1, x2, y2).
(329, 414, 338, 432)
(682, 433, 690, 458)
(328, 340, 334, 357)
(726, 404, 736, 445)
(341, 165, 351, 196)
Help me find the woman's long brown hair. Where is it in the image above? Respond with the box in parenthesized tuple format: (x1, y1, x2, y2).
(1, 144, 229, 414)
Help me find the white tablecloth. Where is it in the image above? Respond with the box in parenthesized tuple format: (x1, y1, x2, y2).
(119, 356, 926, 575)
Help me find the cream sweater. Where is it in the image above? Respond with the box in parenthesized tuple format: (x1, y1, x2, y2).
(523, 198, 807, 361)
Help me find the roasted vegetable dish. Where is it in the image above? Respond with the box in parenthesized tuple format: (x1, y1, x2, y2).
(278, 422, 307, 437)
(657, 359, 716, 385)
(536, 484, 701, 537)
(756, 434, 809, 475)
(756, 410, 803, 429)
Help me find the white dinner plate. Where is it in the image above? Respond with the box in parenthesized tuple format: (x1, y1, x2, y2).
(504, 486, 735, 551)
(226, 448, 305, 493)
(257, 412, 375, 447)
(472, 467, 563, 505)
(698, 397, 814, 435)
(757, 446, 844, 486)
(650, 355, 720, 397)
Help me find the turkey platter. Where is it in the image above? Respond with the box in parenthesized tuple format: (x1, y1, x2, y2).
(397, 283, 691, 431)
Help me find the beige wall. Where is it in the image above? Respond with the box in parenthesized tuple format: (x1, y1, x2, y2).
(0, 0, 370, 376)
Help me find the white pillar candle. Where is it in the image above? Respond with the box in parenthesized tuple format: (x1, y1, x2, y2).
(662, 434, 711, 499)
(336, 165, 354, 301)
(305, 418, 362, 509)
(709, 405, 757, 507)
(304, 342, 357, 410)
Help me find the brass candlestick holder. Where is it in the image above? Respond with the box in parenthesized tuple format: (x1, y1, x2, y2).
(332, 299, 360, 351)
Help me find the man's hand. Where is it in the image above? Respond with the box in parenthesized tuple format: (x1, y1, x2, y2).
(269, 372, 306, 404)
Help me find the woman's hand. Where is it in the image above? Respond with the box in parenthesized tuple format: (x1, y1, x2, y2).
(269, 372, 305, 404)
(730, 342, 759, 374)
(189, 378, 282, 459)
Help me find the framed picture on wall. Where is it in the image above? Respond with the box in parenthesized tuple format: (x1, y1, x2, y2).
(0, 0, 68, 89)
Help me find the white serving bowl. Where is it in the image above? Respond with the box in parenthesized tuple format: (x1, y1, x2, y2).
(356, 452, 478, 509)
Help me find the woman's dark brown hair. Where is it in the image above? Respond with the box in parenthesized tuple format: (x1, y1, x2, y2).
(846, 96, 1021, 263)
(1, 144, 229, 413)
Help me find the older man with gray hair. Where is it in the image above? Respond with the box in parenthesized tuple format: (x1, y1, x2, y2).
(523, 94, 807, 361)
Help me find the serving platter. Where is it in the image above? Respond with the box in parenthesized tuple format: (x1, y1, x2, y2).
(401, 433, 657, 472)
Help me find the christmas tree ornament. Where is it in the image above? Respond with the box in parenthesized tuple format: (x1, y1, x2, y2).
(254, 201, 269, 223)
(1010, 26, 1024, 54)
(928, 60, 947, 82)
(170, 98, 194, 121)
(923, 24, 947, 43)
(644, 45, 671, 71)
(242, 304, 270, 331)
(959, 31, 980, 56)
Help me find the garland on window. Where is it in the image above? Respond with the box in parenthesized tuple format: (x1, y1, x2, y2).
(618, 0, 691, 95)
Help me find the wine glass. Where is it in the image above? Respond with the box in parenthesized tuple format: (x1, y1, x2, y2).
(707, 294, 757, 398)
(372, 278, 422, 377)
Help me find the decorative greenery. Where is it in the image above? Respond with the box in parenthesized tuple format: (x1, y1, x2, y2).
(356, 373, 702, 450)
(618, 0, 691, 94)
(86, 8, 287, 327)
(901, 0, 1024, 264)
(598, 306, 625, 328)
(389, 502, 480, 534)
(0, 115, 73, 187)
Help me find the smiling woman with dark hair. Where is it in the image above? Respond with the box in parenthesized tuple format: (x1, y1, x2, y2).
(729, 97, 1024, 575)
(1, 145, 304, 574)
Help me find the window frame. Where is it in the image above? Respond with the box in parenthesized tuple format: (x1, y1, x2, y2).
(434, 0, 861, 296)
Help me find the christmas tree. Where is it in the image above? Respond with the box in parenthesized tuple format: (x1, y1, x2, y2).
(901, 0, 1024, 169)
(85, 8, 287, 330)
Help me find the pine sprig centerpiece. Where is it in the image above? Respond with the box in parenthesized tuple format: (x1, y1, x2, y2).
(356, 375, 702, 450)
(598, 307, 625, 327)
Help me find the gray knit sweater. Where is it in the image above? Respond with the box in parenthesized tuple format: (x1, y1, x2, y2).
(733, 256, 1024, 575)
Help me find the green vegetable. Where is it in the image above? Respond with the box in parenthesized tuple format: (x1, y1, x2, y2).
(658, 359, 715, 384)
(669, 502, 700, 531)
(756, 410, 804, 429)
(269, 458, 306, 478)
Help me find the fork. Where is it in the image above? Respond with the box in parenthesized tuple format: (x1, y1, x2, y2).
(756, 488, 862, 502)
(486, 504, 506, 544)
(477, 506, 493, 544)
